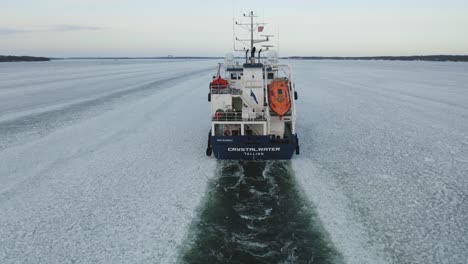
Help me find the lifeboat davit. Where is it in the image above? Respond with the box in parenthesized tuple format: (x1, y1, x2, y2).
(210, 76, 229, 89)
(268, 78, 291, 117)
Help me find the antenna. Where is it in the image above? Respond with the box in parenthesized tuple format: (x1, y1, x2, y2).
(231, 0, 236, 52)
(232, 16, 236, 52)
(261, 45, 274, 51)
(234, 11, 273, 55)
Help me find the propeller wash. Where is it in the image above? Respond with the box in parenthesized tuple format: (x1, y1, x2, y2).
(206, 11, 300, 160)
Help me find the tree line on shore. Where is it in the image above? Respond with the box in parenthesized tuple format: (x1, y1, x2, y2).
(2, 55, 467, 62)
(0, 55, 50, 62)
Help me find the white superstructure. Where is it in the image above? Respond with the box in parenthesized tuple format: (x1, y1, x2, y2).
(206, 11, 300, 160)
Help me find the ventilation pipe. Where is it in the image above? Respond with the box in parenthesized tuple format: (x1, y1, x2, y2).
(250, 47, 256, 64)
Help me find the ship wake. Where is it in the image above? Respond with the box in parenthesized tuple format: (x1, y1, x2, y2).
(180, 161, 343, 264)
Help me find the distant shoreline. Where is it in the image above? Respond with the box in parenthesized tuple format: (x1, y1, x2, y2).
(62, 57, 222, 60)
(287, 55, 468, 62)
(0, 55, 51, 62)
(2, 55, 467, 62)
(65, 55, 468, 62)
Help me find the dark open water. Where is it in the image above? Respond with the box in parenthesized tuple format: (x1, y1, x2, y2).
(179, 161, 342, 264)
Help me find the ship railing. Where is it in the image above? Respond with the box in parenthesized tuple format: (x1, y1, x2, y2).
(210, 87, 242, 95)
(212, 111, 266, 122)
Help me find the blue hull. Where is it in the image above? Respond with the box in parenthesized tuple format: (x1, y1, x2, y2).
(210, 135, 298, 160)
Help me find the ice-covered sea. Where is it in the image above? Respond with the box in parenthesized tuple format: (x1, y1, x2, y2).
(0, 59, 467, 263)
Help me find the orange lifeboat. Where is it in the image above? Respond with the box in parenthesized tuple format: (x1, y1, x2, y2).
(210, 76, 229, 89)
(268, 78, 291, 117)
(210, 63, 229, 89)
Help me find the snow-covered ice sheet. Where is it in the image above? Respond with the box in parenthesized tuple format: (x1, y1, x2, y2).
(292, 60, 468, 264)
(0, 59, 214, 150)
(0, 59, 217, 263)
(1, 59, 467, 264)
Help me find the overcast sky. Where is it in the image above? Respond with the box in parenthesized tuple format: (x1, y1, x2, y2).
(1, 0, 468, 57)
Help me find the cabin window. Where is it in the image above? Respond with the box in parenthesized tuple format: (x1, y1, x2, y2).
(278, 89, 283, 95)
(231, 73, 237, 80)
(267, 73, 274, 79)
